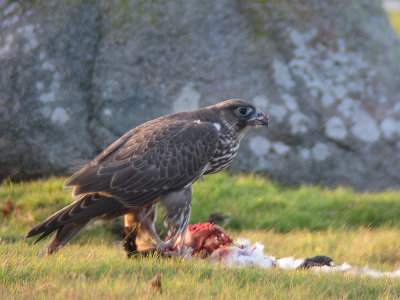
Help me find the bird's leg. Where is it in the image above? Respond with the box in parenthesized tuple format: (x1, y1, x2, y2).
(124, 185, 193, 256)
(160, 185, 192, 255)
(122, 218, 139, 258)
(138, 206, 174, 251)
(124, 204, 173, 256)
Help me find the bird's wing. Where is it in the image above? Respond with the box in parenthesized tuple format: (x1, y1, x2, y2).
(65, 120, 219, 207)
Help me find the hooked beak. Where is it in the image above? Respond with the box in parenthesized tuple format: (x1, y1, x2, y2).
(248, 110, 269, 127)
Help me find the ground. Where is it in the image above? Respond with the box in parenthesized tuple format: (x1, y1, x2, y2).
(2, 172, 400, 299)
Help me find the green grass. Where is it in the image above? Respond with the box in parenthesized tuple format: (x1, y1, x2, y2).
(2, 173, 400, 299)
(192, 173, 400, 232)
(1, 173, 400, 240)
(2, 241, 400, 299)
(3, 241, 400, 299)
(388, 10, 400, 34)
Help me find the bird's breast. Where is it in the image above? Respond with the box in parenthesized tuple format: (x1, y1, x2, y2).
(205, 133, 239, 174)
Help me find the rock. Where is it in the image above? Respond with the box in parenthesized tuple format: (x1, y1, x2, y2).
(1, 0, 400, 190)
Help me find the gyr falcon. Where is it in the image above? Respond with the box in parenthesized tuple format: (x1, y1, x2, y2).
(26, 99, 269, 255)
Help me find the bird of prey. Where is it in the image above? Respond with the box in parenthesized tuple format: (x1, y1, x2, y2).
(26, 99, 268, 255)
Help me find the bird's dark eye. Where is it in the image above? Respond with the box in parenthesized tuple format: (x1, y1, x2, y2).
(238, 107, 249, 115)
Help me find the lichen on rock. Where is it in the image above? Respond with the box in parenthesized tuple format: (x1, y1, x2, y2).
(1, 0, 400, 189)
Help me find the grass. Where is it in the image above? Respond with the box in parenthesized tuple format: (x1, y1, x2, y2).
(3, 241, 400, 299)
(1, 173, 400, 240)
(388, 10, 400, 33)
(1, 172, 400, 299)
(2, 241, 400, 299)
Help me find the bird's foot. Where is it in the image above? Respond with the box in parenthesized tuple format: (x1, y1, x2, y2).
(166, 243, 193, 259)
(180, 247, 194, 260)
(123, 226, 138, 258)
(178, 244, 193, 257)
(154, 240, 174, 251)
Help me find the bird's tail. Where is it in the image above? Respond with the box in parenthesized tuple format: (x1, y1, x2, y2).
(26, 193, 124, 255)
(39, 221, 89, 256)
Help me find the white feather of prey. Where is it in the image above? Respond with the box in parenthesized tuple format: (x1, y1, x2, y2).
(210, 238, 400, 278)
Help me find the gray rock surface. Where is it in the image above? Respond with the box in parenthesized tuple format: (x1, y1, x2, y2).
(1, 0, 400, 190)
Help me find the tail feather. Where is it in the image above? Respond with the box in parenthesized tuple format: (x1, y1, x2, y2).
(26, 202, 77, 240)
(39, 221, 89, 256)
(26, 193, 124, 255)
(33, 229, 56, 245)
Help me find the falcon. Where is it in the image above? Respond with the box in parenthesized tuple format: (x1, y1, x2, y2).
(26, 99, 268, 255)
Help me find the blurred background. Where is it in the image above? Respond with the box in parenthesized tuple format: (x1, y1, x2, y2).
(1, 0, 400, 191)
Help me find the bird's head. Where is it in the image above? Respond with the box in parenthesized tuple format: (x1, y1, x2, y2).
(215, 99, 268, 138)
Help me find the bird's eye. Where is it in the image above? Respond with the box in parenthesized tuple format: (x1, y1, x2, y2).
(238, 107, 249, 115)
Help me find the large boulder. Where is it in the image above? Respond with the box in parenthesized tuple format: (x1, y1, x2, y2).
(1, 0, 400, 190)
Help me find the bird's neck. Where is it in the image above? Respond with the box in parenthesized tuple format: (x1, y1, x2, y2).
(236, 125, 253, 141)
(219, 116, 249, 141)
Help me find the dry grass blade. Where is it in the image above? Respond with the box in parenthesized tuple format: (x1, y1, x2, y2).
(150, 274, 162, 294)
